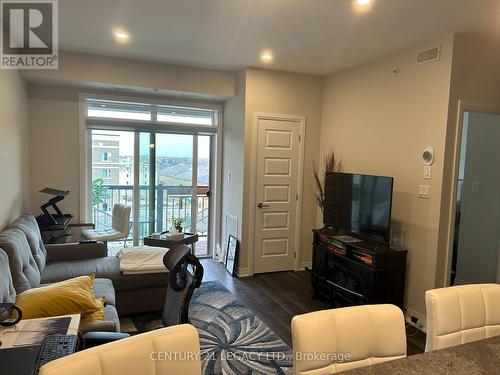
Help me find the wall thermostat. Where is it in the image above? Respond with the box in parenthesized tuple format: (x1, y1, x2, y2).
(422, 147, 434, 166)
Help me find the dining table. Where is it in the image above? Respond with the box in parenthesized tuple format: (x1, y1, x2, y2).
(340, 335, 500, 374)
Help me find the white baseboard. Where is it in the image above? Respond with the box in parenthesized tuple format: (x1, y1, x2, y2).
(236, 259, 311, 276)
(237, 262, 311, 275)
(297, 261, 312, 271)
(235, 267, 251, 278)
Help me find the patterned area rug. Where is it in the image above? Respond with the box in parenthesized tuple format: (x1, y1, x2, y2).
(120, 281, 293, 375)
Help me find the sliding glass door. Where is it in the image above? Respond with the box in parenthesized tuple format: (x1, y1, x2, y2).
(90, 130, 213, 256)
(154, 133, 194, 233)
(140, 133, 211, 256)
(196, 136, 211, 256)
(90, 129, 135, 243)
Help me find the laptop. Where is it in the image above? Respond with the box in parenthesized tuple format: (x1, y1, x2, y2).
(0, 345, 41, 375)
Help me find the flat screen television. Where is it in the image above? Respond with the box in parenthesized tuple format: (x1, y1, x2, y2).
(323, 172, 394, 244)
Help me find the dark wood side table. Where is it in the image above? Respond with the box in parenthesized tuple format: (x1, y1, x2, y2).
(41, 223, 95, 245)
(143, 233, 199, 252)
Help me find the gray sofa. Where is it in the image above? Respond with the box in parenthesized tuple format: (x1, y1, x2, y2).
(0, 214, 169, 332)
(0, 248, 17, 323)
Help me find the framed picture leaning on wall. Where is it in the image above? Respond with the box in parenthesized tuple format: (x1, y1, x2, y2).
(225, 235, 239, 276)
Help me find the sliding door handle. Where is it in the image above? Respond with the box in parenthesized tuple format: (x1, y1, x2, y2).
(257, 203, 270, 208)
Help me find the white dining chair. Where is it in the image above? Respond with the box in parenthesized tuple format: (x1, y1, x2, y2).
(40, 324, 201, 375)
(292, 304, 407, 374)
(82, 203, 131, 245)
(425, 283, 500, 352)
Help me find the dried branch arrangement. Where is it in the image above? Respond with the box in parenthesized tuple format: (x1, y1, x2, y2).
(313, 151, 343, 212)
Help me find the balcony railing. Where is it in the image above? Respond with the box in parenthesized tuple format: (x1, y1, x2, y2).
(92, 184, 209, 244)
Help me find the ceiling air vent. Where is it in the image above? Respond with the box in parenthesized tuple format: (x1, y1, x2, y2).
(416, 45, 440, 65)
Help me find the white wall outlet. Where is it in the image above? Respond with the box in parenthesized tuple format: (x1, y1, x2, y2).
(424, 165, 431, 180)
(418, 185, 430, 199)
(227, 171, 231, 182)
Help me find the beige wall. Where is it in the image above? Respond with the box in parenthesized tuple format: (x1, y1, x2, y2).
(240, 68, 323, 274)
(320, 34, 454, 319)
(436, 33, 500, 287)
(22, 51, 236, 99)
(28, 84, 80, 218)
(221, 71, 246, 247)
(0, 70, 30, 230)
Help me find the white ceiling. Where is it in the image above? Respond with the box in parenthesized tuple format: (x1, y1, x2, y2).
(59, 0, 500, 75)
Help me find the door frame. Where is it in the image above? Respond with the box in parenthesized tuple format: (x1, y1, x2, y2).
(247, 112, 306, 275)
(442, 100, 500, 285)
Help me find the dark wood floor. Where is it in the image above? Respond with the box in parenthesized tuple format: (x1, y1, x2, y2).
(201, 259, 426, 355)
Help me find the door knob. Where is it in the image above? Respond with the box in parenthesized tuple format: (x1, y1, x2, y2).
(257, 203, 270, 208)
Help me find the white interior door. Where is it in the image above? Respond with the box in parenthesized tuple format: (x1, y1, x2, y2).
(254, 118, 302, 273)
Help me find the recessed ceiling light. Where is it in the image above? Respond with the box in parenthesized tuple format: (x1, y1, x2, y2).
(113, 30, 130, 43)
(260, 51, 274, 64)
(353, 0, 373, 12)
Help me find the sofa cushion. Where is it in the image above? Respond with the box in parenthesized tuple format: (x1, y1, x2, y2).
(93, 278, 116, 306)
(104, 304, 120, 331)
(111, 271, 168, 292)
(42, 256, 120, 284)
(0, 228, 41, 293)
(0, 248, 16, 322)
(78, 304, 120, 334)
(0, 248, 15, 302)
(10, 214, 47, 273)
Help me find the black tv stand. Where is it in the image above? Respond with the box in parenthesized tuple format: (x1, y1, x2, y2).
(311, 228, 407, 308)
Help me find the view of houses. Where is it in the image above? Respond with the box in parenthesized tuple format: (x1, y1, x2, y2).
(91, 131, 210, 187)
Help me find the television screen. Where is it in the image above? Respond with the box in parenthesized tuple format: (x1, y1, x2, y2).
(323, 172, 393, 243)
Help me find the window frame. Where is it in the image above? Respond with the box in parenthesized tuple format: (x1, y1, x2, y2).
(84, 95, 220, 131)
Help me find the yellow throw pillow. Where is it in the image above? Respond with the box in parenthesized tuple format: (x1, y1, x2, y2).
(81, 298, 106, 323)
(15, 275, 100, 320)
